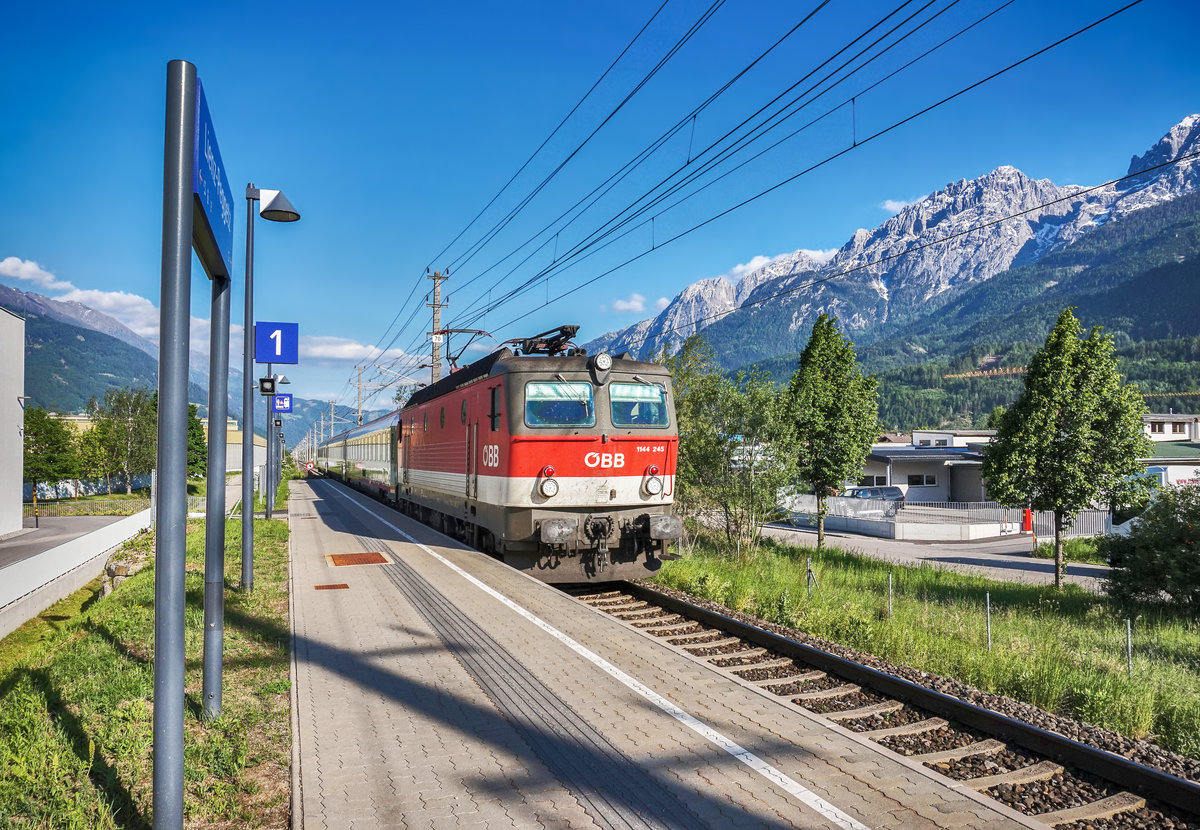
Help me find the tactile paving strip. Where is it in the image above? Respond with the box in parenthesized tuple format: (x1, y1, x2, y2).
(325, 551, 390, 567)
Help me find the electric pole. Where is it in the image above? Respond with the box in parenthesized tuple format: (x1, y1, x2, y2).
(427, 269, 447, 383)
(356, 366, 363, 425)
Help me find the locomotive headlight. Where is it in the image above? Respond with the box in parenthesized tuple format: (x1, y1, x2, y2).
(595, 352, 612, 371)
(540, 477, 560, 498)
(645, 476, 663, 495)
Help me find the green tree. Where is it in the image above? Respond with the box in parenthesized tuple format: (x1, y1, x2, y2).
(77, 424, 115, 494)
(1100, 483, 1200, 610)
(22, 406, 77, 499)
(187, 403, 207, 477)
(88, 387, 157, 494)
(982, 309, 1152, 588)
(787, 315, 880, 549)
(664, 337, 794, 556)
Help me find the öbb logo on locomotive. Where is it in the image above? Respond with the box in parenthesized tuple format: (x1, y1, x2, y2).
(314, 324, 683, 583)
(584, 452, 625, 469)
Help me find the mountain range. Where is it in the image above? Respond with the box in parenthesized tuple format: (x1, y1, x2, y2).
(585, 115, 1200, 370)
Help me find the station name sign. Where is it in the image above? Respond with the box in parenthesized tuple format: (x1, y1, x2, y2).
(191, 78, 234, 279)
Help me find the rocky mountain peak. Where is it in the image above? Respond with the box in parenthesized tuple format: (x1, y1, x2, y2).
(585, 114, 1200, 363)
(1126, 114, 1200, 178)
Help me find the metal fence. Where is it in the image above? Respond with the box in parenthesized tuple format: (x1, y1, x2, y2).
(781, 494, 1111, 538)
(23, 499, 152, 518)
(24, 496, 212, 519)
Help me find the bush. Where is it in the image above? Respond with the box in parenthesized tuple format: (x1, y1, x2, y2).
(1100, 483, 1200, 610)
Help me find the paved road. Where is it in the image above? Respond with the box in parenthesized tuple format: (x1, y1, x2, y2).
(0, 515, 126, 570)
(762, 524, 1109, 592)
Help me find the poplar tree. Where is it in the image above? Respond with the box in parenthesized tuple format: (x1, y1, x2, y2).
(982, 309, 1152, 588)
(788, 315, 879, 549)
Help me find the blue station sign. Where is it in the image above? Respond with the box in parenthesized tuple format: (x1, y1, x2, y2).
(191, 78, 235, 278)
(255, 321, 299, 364)
(272, 393, 293, 413)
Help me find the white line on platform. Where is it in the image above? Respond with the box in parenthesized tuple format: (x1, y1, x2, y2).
(321, 482, 871, 830)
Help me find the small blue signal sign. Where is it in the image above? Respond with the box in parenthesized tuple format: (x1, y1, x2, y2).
(255, 321, 299, 364)
(272, 394, 293, 413)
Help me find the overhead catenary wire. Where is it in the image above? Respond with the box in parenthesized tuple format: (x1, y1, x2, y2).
(460, 0, 1150, 337)
(351, 0, 724, 392)
(447, 0, 973, 328)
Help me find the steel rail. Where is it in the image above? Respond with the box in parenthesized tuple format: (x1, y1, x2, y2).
(621, 581, 1200, 816)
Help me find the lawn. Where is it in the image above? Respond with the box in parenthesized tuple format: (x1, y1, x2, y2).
(0, 518, 292, 828)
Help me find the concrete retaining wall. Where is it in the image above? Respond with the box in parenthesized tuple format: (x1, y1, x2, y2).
(0, 509, 152, 640)
(790, 513, 1022, 541)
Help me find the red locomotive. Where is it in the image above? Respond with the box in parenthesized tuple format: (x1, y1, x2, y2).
(317, 326, 682, 582)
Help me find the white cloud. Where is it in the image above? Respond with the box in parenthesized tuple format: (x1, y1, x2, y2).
(612, 293, 646, 313)
(797, 248, 837, 265)
(880, 199, 913, 214)
(720, 255, 773, 283)
(0, 257, 75, 291)
(58, 288, 161, 336)
(654, 297, 670, 311)
(299, 335, 412, 365)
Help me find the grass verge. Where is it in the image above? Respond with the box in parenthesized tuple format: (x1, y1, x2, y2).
(654, 534, 1200, 759)
(0, 518, 292, 828)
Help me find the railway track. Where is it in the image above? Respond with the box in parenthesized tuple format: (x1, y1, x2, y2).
(571, 582, 1199, 829)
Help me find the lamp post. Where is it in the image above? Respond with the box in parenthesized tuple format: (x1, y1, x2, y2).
(242, 185, 299, 593)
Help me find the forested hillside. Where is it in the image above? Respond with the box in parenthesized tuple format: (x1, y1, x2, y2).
(740, 191, 1200, 430)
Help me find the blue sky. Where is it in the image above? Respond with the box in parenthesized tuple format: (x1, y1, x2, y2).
(1, 0, 1198, 412)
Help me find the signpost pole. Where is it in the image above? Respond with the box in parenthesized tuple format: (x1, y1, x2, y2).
(202, 271, 231, 721)
(265, 362, 274, 519)
(154, 57, 195, 830)
(241, 201, 255, 592)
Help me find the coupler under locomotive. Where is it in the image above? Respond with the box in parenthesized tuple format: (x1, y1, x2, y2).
(531, 510, 684, 582)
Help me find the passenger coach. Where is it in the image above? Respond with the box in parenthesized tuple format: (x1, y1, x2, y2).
(317, 326, 682, 583)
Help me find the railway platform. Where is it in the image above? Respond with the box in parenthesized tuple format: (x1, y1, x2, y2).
(289, 478, 1048, 829)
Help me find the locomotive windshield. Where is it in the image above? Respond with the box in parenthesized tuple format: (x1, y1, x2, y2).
(524, 381, 595, 427)
(610, 382, 669, 427)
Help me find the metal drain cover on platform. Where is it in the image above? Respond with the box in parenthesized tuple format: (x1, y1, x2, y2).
(325, 551, 391, 567)
(314, 583, 350, 590)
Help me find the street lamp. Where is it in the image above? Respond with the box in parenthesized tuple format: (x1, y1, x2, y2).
(242, 184, 299, 594)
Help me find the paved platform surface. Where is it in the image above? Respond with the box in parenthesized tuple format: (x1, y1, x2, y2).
(762, 524, 1108, 592)
(0, 515, 124, 570)
(290, 479, 1047, 829)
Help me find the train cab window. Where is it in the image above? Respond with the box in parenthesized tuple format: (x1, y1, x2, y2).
(489, 386, 501, 431)
(524, 381, 595, 427)
(610, 382, 669, 427)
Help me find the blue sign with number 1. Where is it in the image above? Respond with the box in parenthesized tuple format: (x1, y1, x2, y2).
(255, 321, 299, 364)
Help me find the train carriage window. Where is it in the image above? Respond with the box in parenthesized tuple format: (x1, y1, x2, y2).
(461, 400, 467, 425)
(525, 381, 595, 427)
(610, 383, 669, 427)
(440, 407, 445, 429)
(423, 412, 428, 432)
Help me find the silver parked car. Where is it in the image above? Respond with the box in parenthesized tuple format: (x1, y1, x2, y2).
(844, 486, 906, 507)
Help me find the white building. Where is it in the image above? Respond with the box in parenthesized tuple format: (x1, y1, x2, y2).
(1, 308, 25, 536)
(1142, 413, 1200, 442)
